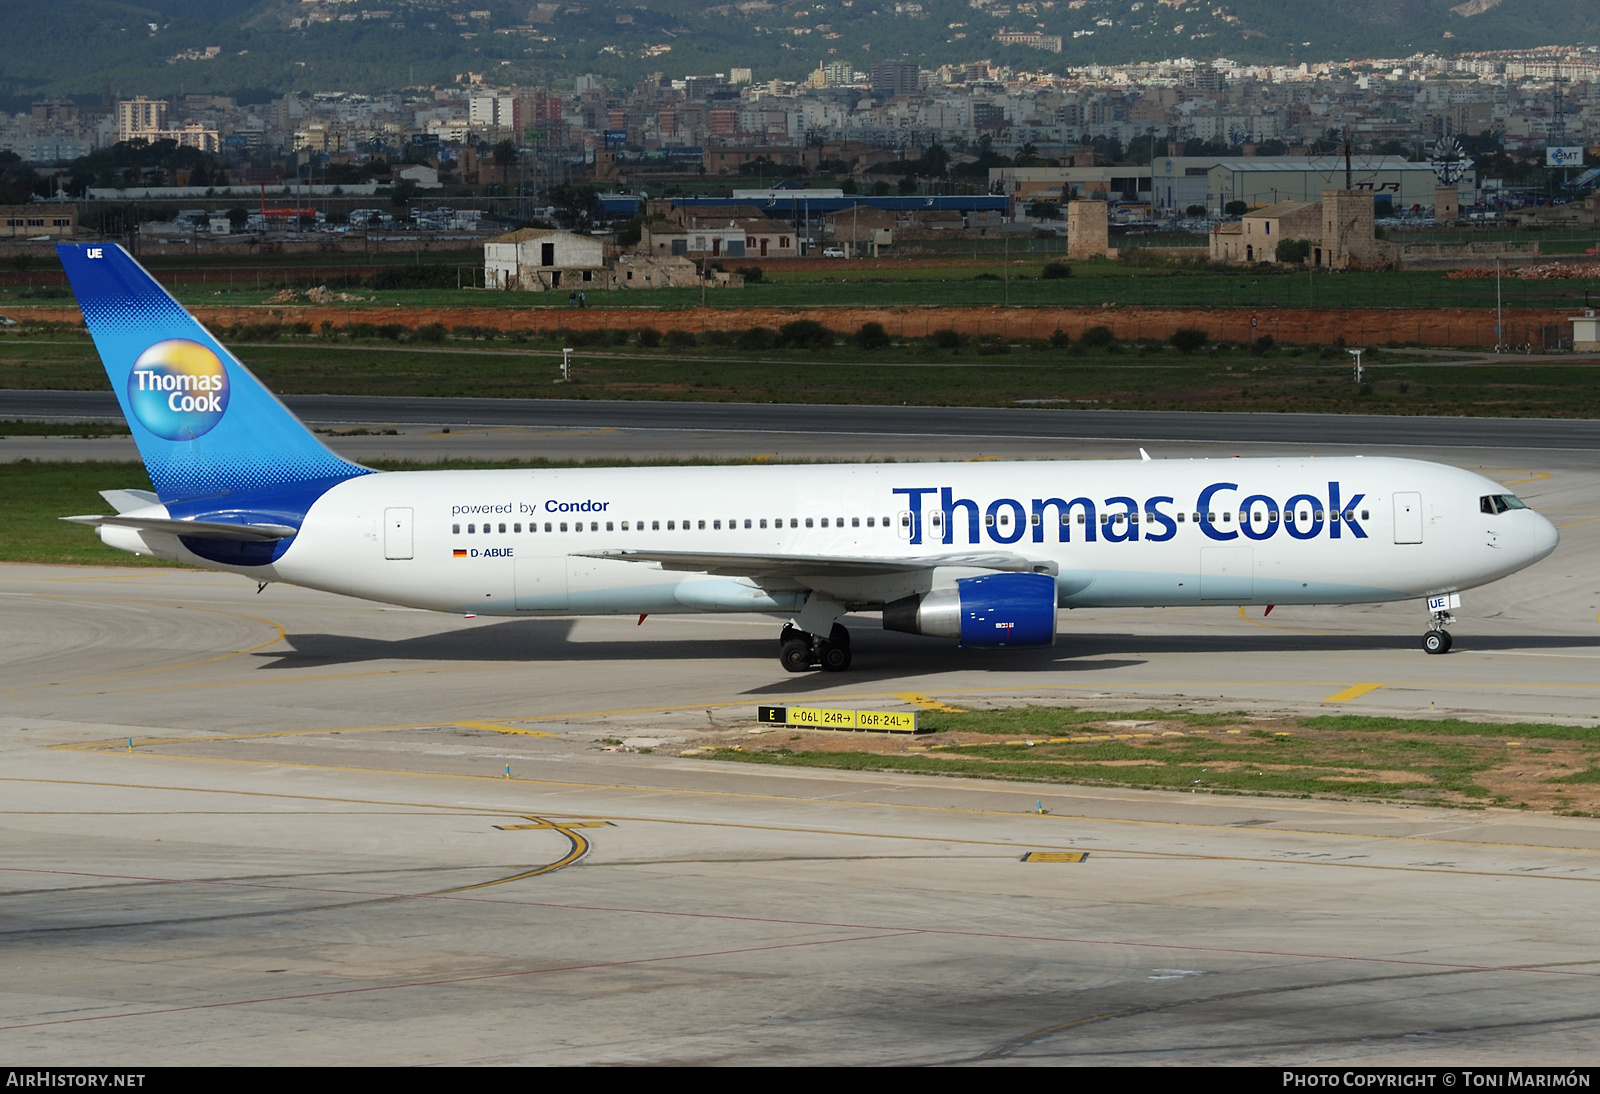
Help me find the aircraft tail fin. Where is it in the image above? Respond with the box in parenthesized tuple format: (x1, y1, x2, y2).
(56, 243, 368, 502)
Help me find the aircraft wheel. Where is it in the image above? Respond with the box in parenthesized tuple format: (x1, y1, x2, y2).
(1440, 629, 1453, 653)
(1422, 629, 1449, 655)
(779, 637, 815, 673)
(818, 642, 852, 672)
(828, 623, 851, 648)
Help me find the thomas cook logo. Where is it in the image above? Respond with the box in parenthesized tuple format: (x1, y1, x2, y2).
(127, 339, 230, 440)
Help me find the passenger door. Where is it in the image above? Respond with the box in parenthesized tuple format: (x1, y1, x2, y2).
(383, 507, 413, 560)
(1393, 492, 1423, 544)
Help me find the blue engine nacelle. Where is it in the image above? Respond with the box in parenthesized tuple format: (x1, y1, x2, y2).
(882, 572, 1058, 648)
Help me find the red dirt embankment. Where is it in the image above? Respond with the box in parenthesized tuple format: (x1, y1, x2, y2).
(9, 303, 1576, 348)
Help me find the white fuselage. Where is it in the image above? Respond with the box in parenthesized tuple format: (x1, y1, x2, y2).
(123, 456, 1559, 621)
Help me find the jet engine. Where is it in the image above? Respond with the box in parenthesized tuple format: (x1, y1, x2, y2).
(882, 572, 1058, 648)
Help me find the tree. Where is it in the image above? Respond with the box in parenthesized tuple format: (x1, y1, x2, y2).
(1224, 200, 1249, 216)
(1185, 205, 1207, 217)
(1027, 200, 1061, 221)
(1275, 238, 1312, 264)
(493, 139, 517, 167)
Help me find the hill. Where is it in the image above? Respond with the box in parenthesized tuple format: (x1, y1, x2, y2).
(2, 0, 1596, 102)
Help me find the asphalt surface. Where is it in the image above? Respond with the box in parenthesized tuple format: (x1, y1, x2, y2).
(9, 388, 1600, 450)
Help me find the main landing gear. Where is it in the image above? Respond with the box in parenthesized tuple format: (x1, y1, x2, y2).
(1422, 603, 1456, 655)
(779, 622, 852, 673)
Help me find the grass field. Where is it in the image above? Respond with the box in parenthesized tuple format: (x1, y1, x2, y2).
(10, 257, 1598, 312)
(704, 705, 1600, 814)
(6, 329, 1600, 416)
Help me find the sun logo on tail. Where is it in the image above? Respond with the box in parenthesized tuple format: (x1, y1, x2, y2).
(127, 339, 231, 441)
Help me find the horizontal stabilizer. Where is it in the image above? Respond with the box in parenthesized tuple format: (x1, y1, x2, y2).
(99, 489, 160, 514)
(61, 514, 298, 542)
(577, 548, 1057, 578)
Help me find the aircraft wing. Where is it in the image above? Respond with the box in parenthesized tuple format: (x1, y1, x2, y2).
(575, 548, 1057, 578)
(61, 515, 299, 542)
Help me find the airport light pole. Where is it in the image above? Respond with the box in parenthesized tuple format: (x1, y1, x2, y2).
(1348, 348, 1363, 385)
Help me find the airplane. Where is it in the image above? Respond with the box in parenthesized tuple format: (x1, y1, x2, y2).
(57, 242, 1559, 672)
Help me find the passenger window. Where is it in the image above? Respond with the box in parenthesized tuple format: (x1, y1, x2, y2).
(606, 521, 614, 531)
(667, 520, 675, 530)
(514, 523, 521, 532)
(744, 519, 752, 529)
(560, 522, 568, 532)
(1223, 512, 1232, 522)
(544, 522, 552, 532)
(760, 518, 768, 528)
(590, 522, 597, 531)
(714, 520, 722, 530)
(1130, 513, 1139, 524)
(468, 523, 476, 534)
(1098, 514, 1108, 525)
(652, 520, 660, 530)
(499, 523, 507, 533)
(866, 517, 874, 527)
(931, 512, 942, 527)
(1315, 511, 1324, 520)
(621, 521, 629, 530)
(791, 518, 798, 528)
(852, 517, 859, 527)
(452, 523, 460, 534)
(986, 513, 996, 527)
(821, 518, 829, 528)
(1269, 512, 1278, 521)
(1176, 513, 1184, 522)
(805, 518, 814, 528)
(698, 520, 706, 530)
(1031, 513, 1041, 526)
(1077, 514, 1086, 524)
(1361, 510, 1369, 520)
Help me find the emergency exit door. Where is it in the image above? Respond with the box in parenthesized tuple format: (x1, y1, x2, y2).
(384, 507, 413, 559)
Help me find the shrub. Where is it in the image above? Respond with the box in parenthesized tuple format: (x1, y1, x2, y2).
(852, 321, 891, 351)
(1079, 325, 1116, 349)
(377, 323, 405, 341)
(1251, 334, 1276, 356)
(414, 322, 447, 343)
(976, 335, 1009, 356)
(635, 326, 663, 348)
(735, 265, 764, 284)
(1169, 327, 1209, 355)
(664, 329, 698, 349)
(737, 327, 776, 352)
(1049, 328, 1072, 349)
(775, 319, 834, 350)
(1040, 261, 1073, 280)
(700, 329, 734, 348)
(926, 327, 965, 350)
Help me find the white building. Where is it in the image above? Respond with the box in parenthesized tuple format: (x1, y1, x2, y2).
(485, 228, 607, 291)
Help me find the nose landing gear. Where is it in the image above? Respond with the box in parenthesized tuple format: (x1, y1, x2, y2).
(1422, 603, 1456, 655)
(778, 622, 852, 672)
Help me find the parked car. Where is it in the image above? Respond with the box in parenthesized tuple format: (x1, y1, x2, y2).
(822, 246, 847, 258)
(0, 315, 16, 327)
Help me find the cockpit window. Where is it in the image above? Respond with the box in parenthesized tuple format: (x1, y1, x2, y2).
(1480, 494, 1528, 515)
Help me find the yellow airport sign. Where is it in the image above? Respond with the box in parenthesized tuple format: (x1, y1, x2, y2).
(758, 705, 920, 734)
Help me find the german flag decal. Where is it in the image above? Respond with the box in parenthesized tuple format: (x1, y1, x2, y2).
(452, 549, 467, 558)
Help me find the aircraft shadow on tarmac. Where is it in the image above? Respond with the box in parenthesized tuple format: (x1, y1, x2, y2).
(255, 619, 1600, 684)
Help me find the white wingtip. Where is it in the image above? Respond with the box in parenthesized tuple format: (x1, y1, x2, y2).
(1139, 447, 1152, 462)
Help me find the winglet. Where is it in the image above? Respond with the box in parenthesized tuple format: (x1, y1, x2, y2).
(1139, 447, 1152, 462)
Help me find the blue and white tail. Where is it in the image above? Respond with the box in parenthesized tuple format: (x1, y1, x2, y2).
(57, 243, 368, 502)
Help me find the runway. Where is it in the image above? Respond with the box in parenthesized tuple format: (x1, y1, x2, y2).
(4, 396, 1600, 1063)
